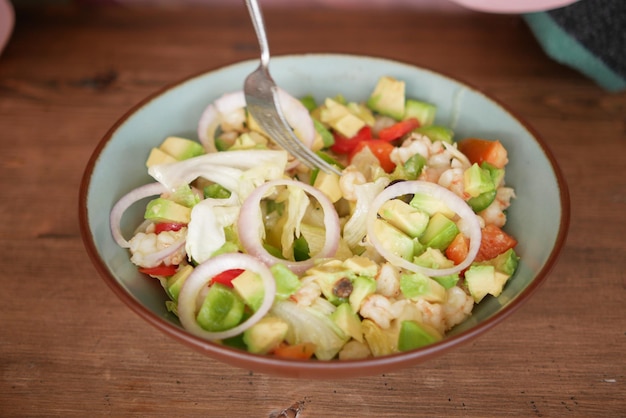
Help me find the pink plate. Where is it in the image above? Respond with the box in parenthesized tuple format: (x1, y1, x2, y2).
(448, 0, 580, 13)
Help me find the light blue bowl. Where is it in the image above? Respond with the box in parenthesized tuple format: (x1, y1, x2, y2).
(79, 54, 569, 378)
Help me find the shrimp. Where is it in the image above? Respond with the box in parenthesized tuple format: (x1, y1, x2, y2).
(414, 299, 445, 335)
(375, 262, 401, 298)
(442, 286, 474, 330)
(437, 167, 468, 199)
(129, 228, 187, 268)
(339, 166, 367, 201)
(479, 186, 516, 227)
(390, 134, 431, 166)
(360, 294, 395, 329)
(290, 276, 321, 307)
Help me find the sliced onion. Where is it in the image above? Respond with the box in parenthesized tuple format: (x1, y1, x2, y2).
(177, 252, 276, 341)
(238, 179, 340, 275)
(141, 237, 186, 268)
(366, 180, 482, 277)
(110, 182, 167, 248)
(197, 89, 316, 154)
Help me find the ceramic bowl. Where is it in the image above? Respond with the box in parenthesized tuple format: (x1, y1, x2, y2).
(79, 54, 569, 379)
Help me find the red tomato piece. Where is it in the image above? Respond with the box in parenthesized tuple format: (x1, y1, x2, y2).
(154, 222, 185, 234)
(445, 233, 469, 265)
(330, 126, 373, 154)
(349, 140, 396, 173)
(273, 342, 316, 360)
(457, 138, 509, 169)
(209, 268, 245, 288)
(475, 224, 517, 261)
(138, 265, 178, 277)
(377, 118, 420, 142)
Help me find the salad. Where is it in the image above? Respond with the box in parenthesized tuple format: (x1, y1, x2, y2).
(110, 76, 519, 360)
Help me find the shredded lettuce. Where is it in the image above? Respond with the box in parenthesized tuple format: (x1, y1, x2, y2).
(271, 300, 347, 360)
(280, 185, 310, 260)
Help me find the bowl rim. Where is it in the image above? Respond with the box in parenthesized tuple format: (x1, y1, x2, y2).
(78, 53, 570, 379)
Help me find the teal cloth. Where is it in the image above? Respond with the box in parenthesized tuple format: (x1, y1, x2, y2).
(524, 2, 626, 92)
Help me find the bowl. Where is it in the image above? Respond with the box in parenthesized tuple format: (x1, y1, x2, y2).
(79, 54, 569, 379)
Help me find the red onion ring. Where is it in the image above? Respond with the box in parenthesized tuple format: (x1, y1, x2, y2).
(110, 182, 168, 248)
(197, 89, 315, 153)
(366, 180, 482, 277)
(238, 179, 340, 275)
(141, 237, 186, 268)
(177, 252, 276, 340)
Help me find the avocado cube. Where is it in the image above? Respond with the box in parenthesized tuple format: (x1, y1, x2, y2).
(409, 193, 456, 218)
(404, 99, 436, 126)
(165, 264, 194, 302)
(144, 197, 191, 224)
(243, 316, 289, 354)
(373, 219, 415, 261)
(270, 263, 302, 300)
(419, 212, 460, 251)
(159, 136, 205, 160)
(414, 125, 454, 143)
(366, 76, 406, 120)
(463, 163, 495, 198)
(378, 199, 429, 238)
(397, 320, 442, 351)
(146, 147, 177, 168)
(331, 302, 363, 343)
(400, 272, 447, 303)
(231, 270, 265, 312)
(349, 276, 377, 313)
(465, 264, 508, 303)
(196, 283, 245, 332)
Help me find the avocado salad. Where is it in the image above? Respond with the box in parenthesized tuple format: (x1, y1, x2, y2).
(110, 76, 519, 360)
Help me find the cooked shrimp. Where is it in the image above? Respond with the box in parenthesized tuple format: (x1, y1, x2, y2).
(479, 186, 516, 227)
(339, 166, 367, 201)
(442, 286, 474, 330)
(290, 276, 321, 307)
(360, 294, 395, 329)
(129, 228, 187, 268)
(375, 263, 401, 298)
(414, 299, 445, 335)
(390, 134, 431, 166)
(437, 167, 468, 199)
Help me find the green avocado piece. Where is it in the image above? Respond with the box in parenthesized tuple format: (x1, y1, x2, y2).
(413, 247, 455, 270)
(464, 264, 511, 303)
(331, 302, 363, 343)
(243, 316, 289, 354)
(373, 218, 415, 261)
(313, 119, 335, 148)
(320, 98, 366, 138)
(397, 320, 442, 351)
(404, 99, 436, 126)
(195, 283, 245, 332)
(467, 189, 497, 212)
(270, 263, 301, 300)
(231, 270, 265, 312)
(378, 199, 430, 239)
(419, 212, 460, 251)
(349, 275, 377, 313)
(366, 76, 406, 120)
(464, 163, 495, 198)
(165, 264, 194, 302)
(409, 193, 456, 218)
(414, 125, 453, 143)
(144, 197, 191, 224)
(482, 161, 505, 187)
(400, 272, 447, 303)
(159, 136, 205, 160)
(476, 248, 520, 276)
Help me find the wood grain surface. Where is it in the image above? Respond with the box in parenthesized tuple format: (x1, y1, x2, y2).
(1, 4, 624, 417)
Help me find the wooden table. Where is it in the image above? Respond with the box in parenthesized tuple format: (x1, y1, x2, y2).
(2, 4, 624, 416)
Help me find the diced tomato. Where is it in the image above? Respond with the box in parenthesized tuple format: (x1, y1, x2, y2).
(475, 224, 517, 261)
(349, 140, 396, 173)
(138, 265, 178, 277)
(154, 222, 185, 234)
(209, 268, 245, 288)
(330, 126, 373, 154)
(457, 138, 509, 169)
(445, 233, 469, 265)
(273, 342, 316, 360)
(377, 118, 420, 142)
